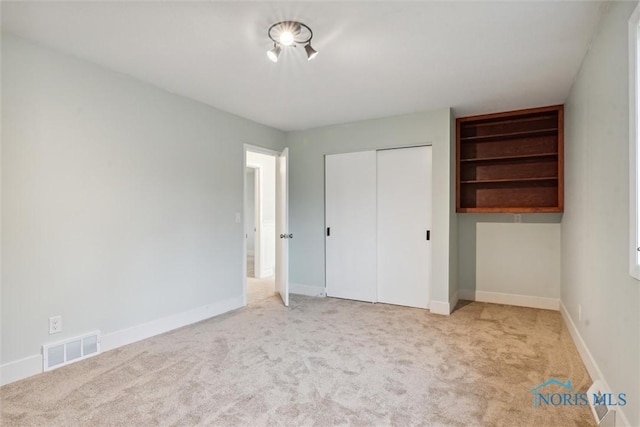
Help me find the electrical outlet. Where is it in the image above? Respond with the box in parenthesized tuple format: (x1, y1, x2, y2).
(578, 304, 582, 321)
(49, 316, 62, 334)
(514, 214, 522, 223)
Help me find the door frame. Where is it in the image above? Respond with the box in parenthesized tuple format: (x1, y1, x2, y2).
(243, 144, 281, 306)
(275, 147, 290, 306)
(245, 165, 261, 278)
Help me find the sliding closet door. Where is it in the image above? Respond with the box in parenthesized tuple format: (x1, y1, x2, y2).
(377, 146, 432, 309)
(325, 151, 377, 302)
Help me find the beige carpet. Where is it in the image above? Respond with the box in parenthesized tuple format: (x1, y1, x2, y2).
(247, 276, 276, 304)
(1, 297, 594, 426)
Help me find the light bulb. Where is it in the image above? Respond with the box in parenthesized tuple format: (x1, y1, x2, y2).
(279, 31, 294, 46)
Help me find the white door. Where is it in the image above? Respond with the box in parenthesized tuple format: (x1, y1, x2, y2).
(377, 146, 432, 308)
(325, 151, 377, 302)
(275, 148, 289, 306)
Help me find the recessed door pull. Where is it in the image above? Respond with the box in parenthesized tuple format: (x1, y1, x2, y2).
(426, 230, 431, 241)
(327, 227, 331, 237)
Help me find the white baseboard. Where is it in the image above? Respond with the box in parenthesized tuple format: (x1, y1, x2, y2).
(431, 292, 459, 315)
(0, 295, 244, 387)
(559, 302, 630, 427)
(458, 289, 559, 311)
(559, 301, 601, 384)
(449, 292, 459, 313)
(0, 354, 43, 386)
(102, 295, 244, 352)
(290, 283, 325, 297)
(429, 300, 451, 315)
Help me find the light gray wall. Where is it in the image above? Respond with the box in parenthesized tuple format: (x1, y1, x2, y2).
(1, 35, 285, 365)
(476, 223, 560, 299)
(286, 109, 456, 305)
(457, 213, 562, 293)
(562, 2, 639, 425)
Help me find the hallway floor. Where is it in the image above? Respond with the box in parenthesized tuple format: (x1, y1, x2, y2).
(247, 276, 276, 304)
(247, 254, 275, 304)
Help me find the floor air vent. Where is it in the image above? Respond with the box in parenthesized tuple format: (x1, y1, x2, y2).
(43, 331, 100, 371)
(588, 380, 616, 427)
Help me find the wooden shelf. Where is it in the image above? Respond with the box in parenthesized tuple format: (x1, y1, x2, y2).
(468, 114, 557, 127)
(456, 105, 564, 213)
(457, 207, 564, 214)
(460, 177, 558, 185)
(459, 128, 558, 143)
(459, 152, 558, 163)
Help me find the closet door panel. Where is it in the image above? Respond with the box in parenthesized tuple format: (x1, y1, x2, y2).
(325, 151, 377, 302)
(377, 146, 432, 309)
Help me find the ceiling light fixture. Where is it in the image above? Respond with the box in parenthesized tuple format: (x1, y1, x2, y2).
(267, 43, 282, 62)
(267, 21, 318, 62)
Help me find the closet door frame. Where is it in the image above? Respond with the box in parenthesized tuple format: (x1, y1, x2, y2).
(324, 144, 433, 309)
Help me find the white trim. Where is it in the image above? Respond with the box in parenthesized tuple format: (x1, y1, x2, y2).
(243, 143, 281, 158)
(101, 295, 243, 352)
(242, 144, 275, 307)
(458, 290, 559, 311)
(559, 302, 600, 381)
(242, 147, 248, 306)
(449, 292, 459, 313)
(250, 165, 262, 280)
(290, 283, 325, 297)
(0, 295, 245, 386)
(0, 354, 42, 386)
(430, 293, 458, 315)
(243, 144, 281, 306)
(629, 1, 640, 281)
(429, 300, 451, 315)
(560, 302, 631, 427)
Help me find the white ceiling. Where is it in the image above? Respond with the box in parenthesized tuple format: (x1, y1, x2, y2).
(1, 1, 607, 131)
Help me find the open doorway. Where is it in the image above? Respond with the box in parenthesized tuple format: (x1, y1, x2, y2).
(245, 150, 277, 304)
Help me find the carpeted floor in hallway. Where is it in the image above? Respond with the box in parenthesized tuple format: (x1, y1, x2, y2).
(246, 253, 276, 304)
(0, 296, 594, 426)
(247, 276, 276, 304)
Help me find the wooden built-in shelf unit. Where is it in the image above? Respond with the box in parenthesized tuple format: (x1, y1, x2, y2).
(456, 105, 564, 213)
